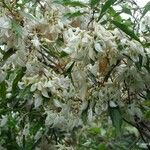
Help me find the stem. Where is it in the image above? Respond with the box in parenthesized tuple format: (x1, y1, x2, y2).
(2, 0, 15, 16)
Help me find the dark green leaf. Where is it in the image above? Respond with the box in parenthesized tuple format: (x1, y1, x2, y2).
(111, 20, 141, 42)
(0, 47, 5, 55)
(144, 42, 150, 48)
(146, 89, 150, 99)
(64, 1, 87, 7)
(144, 53, 150, 72)
(108, 103, 122, 135)
(81, 101, 89, 124)
(2, 48, 16, 62)
(145, 110, 150, 119)
(64, 61, 75, 76)
(18, 85, 32, 100)
(135, 54, 143, 70)
(90, 0, 100, 7)
(143, 100, 150, 107)
(0, 81, 7, 100)
(64, 11, 86, 18)
(59, 51, 69, 58)
(108, 7, 122, 22)
(30, 122, 44, 135)
(122, 6, 132, 15)
(56, 0, 87, 7)
(98, 144, 107, 150)
(12, 67, 26, 95)
(139, 55, 143, 68)
(98, 0, 118, 21)
(141, 2, 150, 18)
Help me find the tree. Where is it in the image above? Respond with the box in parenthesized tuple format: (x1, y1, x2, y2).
(0, 0, 150, 149)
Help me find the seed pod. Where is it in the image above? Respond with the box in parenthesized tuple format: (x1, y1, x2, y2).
(99, 55, 109, 75)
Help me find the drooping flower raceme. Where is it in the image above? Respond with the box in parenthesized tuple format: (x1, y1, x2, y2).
(0, 0, 150, 149)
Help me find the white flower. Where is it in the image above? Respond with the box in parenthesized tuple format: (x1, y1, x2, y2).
(0, 53, 3, 59)
(0, 115, 8, 127)
(109, 101, 117, 107)
(30, 83, 37, 92)
(0, 16, 10, 29)
(89, 47, 96, 60)
(44, 80, 53, 88)
(0, 69, 6, 83)
(94, 42, 103, 52)
(80, 101, 89, 113)
(33, 93, 43, 108)
(82, 140, 91, 147)
(34, 129, 43, 141)
(63, 47, 74, 54)
(100, 128, 106, 136)
(45, 111, 57, 126)
(88, 108, 93, 123)
(41, 88, 49, 98)
(23, 123, 30, 136)
(31, 35, 41, 49)
(6, 93, 12, 98)
(53, 99, 63, 108)
(82, 36, 89, 44)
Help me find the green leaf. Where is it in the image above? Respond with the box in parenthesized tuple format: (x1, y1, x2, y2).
(144, 42, 150, 48)
(122, 6, 132, 15)
(18, 85, 32, 100)
(107, 7, 122, 22)
(98, 143, 107, 150)
(108, 103, 122, 135)
(143, 100, 150, 107)
(20, 12, 38, 22)
(12, 67, 26, 95)
(90, 0, 100, 7)
(135, 54, 143, 70)
(0, 47, 5, 55)
(22, 0, 30, 4)
(64, 61, 75, 76)
(145, 110, 150, 119)
(0, 81, 7, 100)
(64, 1, 87, 7)
(30, 122, 44, 135)
(87, 70, 97, 84)
(141, 2, 150, 18)
(2, 48, 16, 62)
(98, 0, 118, 21)
(11, 20, 23, 38)
(144, 53, 150, 72)
(88, 127, 100, 135)
(64, 11, 86, 18)
(56, 0, 87, 7)
(111, 20, 141, 42)
(81, 101, 89, 124)
(146, 90, 150, 99)
(59, 51, 69, 58)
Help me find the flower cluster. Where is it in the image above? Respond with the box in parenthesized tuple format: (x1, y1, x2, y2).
(0, 0, 150, 149)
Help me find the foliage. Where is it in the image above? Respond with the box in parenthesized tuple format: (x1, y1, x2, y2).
(0, 0, 150, 149)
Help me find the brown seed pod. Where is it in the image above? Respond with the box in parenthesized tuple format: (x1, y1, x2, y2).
(70, 19, 81, 28)
(99, 55, 109, 75)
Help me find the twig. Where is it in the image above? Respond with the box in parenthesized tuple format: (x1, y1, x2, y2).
(87, 10, 95, 30)
(2, 0, 15, 16)
(103, 59, 121, 83)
